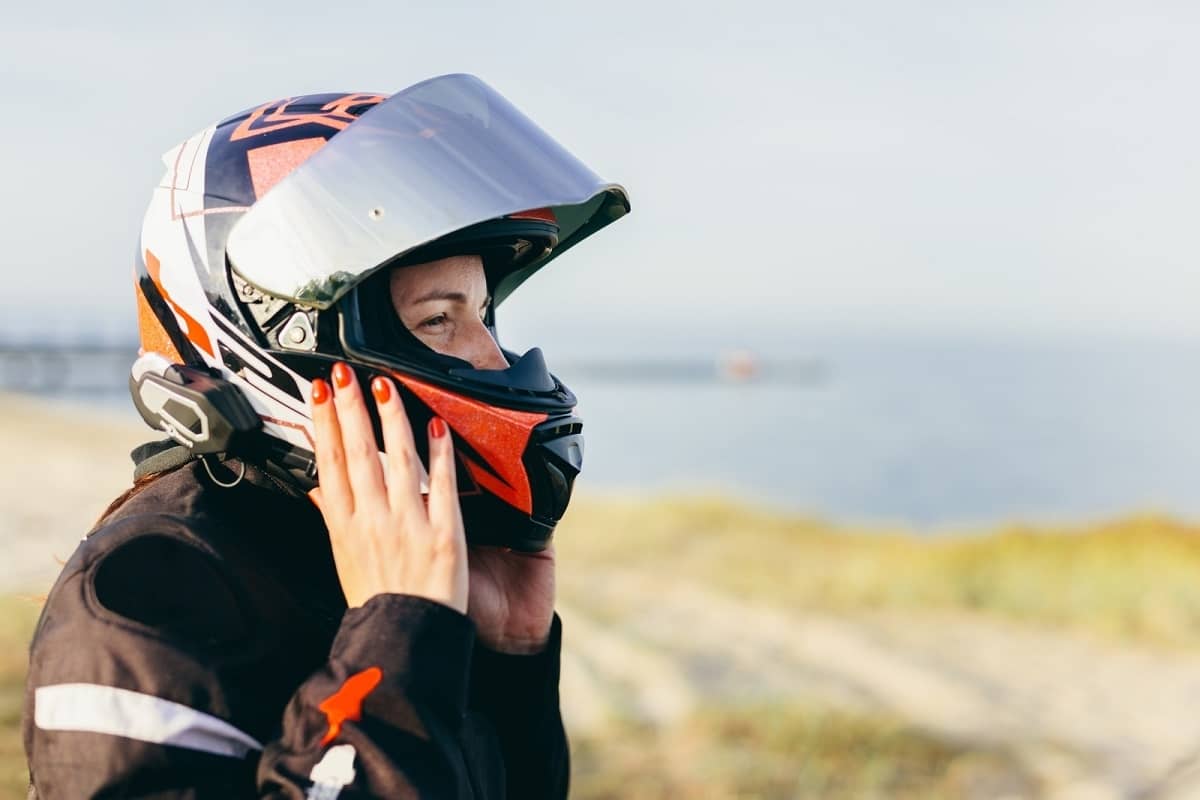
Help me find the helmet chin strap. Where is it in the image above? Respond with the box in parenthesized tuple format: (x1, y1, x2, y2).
(200, 455, 246, 489)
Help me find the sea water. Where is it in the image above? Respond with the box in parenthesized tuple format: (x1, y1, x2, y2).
(9, 330, 1200, 529)
(569, 334, 1200, 528)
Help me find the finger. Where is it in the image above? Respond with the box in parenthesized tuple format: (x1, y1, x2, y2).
(371, 376, 423, 510)
(330, 362, 387, 508)
(426, 416, 465, 545)
(310, 378, 353, 519)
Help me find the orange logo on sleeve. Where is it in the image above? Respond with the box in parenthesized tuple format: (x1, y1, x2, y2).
(318, 666, 383, 746)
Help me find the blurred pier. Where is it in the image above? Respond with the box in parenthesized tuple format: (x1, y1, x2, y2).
(0, 341, 135, 393)
(564, 351, 829, 385)
(0, 340, 828, 394)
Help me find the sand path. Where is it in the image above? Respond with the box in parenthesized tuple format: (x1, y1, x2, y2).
(558, 568, 1200, 800)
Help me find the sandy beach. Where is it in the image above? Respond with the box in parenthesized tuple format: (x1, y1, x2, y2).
(7, 395, 1200, 798)
(0, 394, 148, 593)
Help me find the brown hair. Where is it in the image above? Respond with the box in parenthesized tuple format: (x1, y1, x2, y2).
(92, 473, 166, 530)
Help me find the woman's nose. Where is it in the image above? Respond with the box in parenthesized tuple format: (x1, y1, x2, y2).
(466, 321, 509, 371)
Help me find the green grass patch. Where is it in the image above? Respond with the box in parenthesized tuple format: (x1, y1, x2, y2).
(571, 704, 1034, 799)
(559, 497, 1200, 647)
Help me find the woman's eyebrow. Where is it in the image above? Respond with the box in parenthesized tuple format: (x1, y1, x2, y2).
(409, 289, 469, 305)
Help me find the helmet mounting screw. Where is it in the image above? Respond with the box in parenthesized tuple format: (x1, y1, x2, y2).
(279, 311, 316, 351)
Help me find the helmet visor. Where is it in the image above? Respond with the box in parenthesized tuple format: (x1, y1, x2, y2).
(226, 73, 626, 309)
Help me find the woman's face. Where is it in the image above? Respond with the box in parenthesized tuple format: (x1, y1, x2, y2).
(388, 254, 508, 371)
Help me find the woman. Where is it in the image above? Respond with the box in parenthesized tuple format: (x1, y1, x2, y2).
(22, 74, 629, 798)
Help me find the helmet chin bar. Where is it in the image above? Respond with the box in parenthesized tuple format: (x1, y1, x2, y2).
(525, 414, 585, 524)
(449, 347, 557, 393)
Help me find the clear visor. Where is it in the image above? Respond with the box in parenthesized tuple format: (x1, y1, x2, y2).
(226, 73, 625, 309)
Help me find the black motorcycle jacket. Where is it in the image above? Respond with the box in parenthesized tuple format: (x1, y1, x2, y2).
(21, 452, 569, 799)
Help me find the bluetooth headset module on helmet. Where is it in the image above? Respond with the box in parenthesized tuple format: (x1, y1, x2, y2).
(129, 73, 630, 551)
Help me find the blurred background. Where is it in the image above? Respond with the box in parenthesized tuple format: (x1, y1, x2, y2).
(4, 1, 1200, 798)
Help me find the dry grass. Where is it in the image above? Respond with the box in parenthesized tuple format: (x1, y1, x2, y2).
(571, 705, 1035, 799)
(559, 496, 1200, 647)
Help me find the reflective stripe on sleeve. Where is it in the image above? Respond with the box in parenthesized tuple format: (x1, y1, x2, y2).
(35, 683, 263, 758)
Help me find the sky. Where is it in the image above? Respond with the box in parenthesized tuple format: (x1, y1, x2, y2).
(2, 0, 1199, 347)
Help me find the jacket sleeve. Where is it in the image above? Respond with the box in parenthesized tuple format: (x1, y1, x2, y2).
(23, 523, 488, 799)
(468, 615, 569, 800)
(257, 595, 480, 798)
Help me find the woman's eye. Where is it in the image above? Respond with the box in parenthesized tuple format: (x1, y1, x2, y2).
(420, 314, 448, 330)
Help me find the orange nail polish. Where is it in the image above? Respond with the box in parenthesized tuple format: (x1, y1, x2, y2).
(371, 376, 391, 403)
(332, 362, 353, 389)
(429, 417, 447, 438)
(311, 378, 330, 404)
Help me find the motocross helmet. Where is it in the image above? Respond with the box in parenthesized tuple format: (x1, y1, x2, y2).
(130, 74, 630, 551)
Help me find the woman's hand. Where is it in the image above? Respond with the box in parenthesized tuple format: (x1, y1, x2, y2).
(468, 545, 556, 655)
(309, 362, 468, 613)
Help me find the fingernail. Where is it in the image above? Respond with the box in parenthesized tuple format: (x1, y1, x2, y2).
(332, 362, 353, 389)
(311, 378, 330, 404)
(429, 416, 447, 438)
(371, 376, 391, 403)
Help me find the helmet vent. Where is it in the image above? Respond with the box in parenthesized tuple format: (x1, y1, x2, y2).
(542, 422, 582, 438)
